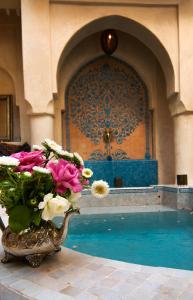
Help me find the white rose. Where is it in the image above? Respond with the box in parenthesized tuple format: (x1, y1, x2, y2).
(39, 193, 70, 221)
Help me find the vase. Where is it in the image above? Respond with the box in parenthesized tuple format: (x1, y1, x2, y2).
(0, 209, 79, 268)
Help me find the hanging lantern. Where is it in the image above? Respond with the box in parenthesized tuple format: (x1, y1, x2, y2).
(101, 29, 118, 55)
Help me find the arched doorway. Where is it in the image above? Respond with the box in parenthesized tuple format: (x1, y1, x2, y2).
(65, 56, 151, 161)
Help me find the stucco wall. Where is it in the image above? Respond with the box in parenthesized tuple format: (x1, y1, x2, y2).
(50, 3, 179, 98)
(154, 62, 175, 184)
(0, 17, 30, 143)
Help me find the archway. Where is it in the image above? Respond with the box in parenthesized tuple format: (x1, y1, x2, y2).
(56, 19, 175, 185)
(56, 15, 176, 99)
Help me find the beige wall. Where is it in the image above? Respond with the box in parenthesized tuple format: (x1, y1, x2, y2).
(0, 16, 30, 143)
(179, 0, 193, 111)
(50, 4, 179, 99)
(154, 62, 175, 184)
(174, 114, 193, 185)
(56, 31, 174, 183)
(0, 68, 14, 94)
(21, 0, 53, 114)
(14, 0, 193, 184)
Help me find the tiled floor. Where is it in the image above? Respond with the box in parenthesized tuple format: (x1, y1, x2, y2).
(1, 206, 193, 299)
(1, 242, 193, 299)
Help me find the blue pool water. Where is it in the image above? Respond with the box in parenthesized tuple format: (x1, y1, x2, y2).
(63, 211, 193, 270)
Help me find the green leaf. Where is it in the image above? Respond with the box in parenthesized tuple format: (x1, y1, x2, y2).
(32, 211, 41, 226)
(9, 205, 31, 233)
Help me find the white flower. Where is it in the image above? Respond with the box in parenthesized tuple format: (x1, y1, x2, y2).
(54, 149, 74, 158)
(82, 168, 93, 178)
(63, 151, 73, 158)
(69, 192, 81, 209)
(55, 149, 66, 156)
(39, 193, 53, 209)
(39, 193, 71, 221)
(32, 144, 45, 151)
(0, 156, 20, 167)
(23, 171, 32, 177)
(74, 152, 84, 166)
(91, 180, 109, 198)
(44, 138, 62, 153)
(33, 166, 51, 174)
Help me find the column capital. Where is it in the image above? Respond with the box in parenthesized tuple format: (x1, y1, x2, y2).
(168, 93, 187, 117)
(28, 112, 54, 117)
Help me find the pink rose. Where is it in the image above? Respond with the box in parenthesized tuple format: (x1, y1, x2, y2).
(11, 151, 45, 172)
(47, 159, 83, 194)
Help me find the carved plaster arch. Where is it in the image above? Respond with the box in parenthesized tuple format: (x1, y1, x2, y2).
(56, 15, 176, 100)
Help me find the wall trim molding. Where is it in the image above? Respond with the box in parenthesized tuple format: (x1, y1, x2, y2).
(50, 0, 179, 7)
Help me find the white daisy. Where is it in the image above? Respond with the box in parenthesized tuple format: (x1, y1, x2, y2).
(33, 166, 51, 174)
(82, 168, 93, 178)
(54, 149, 66, 156)
(73, 152, 84, 166)
(91, 180, 109, 198)
(54, 149, 74, 158)
(44, 138, 62, 153)
(32, 144, 45, 151)
(63, 151, 74, 158)
(0, 156, 20, 167)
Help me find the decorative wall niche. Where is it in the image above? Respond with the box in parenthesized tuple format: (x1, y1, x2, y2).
(65, 56, 152, 160)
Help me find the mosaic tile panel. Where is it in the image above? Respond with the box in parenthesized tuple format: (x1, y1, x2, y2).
(89, 149, 129, 160)
(66, 56, 150, 160)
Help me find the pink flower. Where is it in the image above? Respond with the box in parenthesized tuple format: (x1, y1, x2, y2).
(82, 179, 89, 185)
(47, 159, 83, 194)
(11, 151, 45, 172)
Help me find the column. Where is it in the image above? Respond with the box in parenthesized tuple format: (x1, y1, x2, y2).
(30, 114, 54, 146)
(173, 113, 193, 185)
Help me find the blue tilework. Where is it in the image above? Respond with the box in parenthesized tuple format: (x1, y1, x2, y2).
(157, 186, 178, 193)
(179, 188, 193, 193)
(85, 160, 158, 187)
(157, 186, 193, 194)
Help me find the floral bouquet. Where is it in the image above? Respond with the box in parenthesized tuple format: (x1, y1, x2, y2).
(0, 139, 109, 233)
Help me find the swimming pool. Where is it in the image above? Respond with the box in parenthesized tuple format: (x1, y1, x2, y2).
(63, 211, 193, 270)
